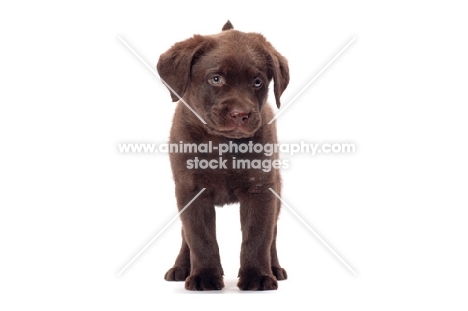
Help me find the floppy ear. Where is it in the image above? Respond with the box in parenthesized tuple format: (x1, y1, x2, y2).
(267, 48, 290, 109)
(157, 35, 211, 102)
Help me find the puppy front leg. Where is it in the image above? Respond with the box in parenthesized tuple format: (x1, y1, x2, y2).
(237, 189, 278, 290)
(177, 188, 224, 291)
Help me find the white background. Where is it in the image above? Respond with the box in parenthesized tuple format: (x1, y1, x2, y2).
(1, 0, 467, 309)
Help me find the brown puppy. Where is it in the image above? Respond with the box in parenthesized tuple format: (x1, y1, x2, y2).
(157, 21, 289, 291)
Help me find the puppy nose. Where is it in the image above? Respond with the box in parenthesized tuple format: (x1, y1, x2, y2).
(230, 110, 250, 123)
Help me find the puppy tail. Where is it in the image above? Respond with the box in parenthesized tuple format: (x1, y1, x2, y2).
(222, 20, 234, 31)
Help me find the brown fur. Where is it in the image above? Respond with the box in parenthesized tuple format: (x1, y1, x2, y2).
(157, 21, 289, 291)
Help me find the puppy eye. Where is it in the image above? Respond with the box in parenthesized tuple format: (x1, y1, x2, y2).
(209, 76, 223, 85)
(253, 78, 263, 88)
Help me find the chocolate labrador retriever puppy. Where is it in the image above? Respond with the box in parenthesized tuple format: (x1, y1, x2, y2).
(157, 21, 289, 290)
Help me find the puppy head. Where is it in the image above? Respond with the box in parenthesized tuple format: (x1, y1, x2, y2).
(157, 21, 289, 138)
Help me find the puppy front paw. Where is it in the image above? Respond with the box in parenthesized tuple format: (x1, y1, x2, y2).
(185, 271, 224, 291)
(238, 268, 278, 290)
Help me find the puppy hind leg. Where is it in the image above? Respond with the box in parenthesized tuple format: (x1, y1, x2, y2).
(270, 224, 287, 280)
(164, 228, 191, 281)
(270, 184, 287, 280)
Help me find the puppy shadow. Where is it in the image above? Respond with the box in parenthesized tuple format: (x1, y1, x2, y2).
(171, 278, 277, 294)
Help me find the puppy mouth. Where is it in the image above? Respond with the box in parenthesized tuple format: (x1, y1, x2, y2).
(203, 107, 262, 138)
(204, 121, 261, 138)
(204, 125, 256, 138)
